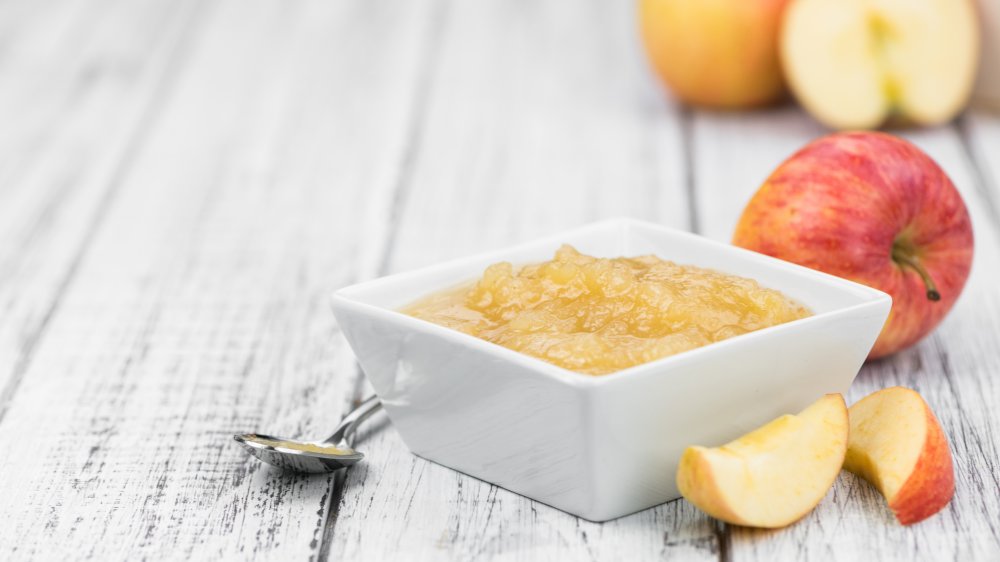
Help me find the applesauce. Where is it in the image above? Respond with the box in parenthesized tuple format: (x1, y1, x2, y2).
(403, 245, 811, 375)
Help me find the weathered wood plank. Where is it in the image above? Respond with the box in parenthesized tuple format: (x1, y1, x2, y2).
(0, 0, 438, 559)
(959, 110, 1000, 222)
(326, 1, 721, 561)
(376, 0, 691, 275)
(0, 0, 200, 420)
(692, 109, 1000, 560)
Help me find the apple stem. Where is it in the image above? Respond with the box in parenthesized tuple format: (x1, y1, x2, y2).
(891, 248, 941, 301)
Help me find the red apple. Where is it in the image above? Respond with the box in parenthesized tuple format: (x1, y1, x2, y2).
(733, 132, 973, 358)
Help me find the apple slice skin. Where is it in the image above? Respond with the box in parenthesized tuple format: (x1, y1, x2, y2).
(844, 387, 955, 525)
(677, 394, 849, 528)
(888, 412, 954, 525)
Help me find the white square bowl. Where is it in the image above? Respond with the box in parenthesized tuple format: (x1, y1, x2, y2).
(331, 218, 891, 522)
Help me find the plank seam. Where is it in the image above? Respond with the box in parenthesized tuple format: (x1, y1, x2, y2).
(315, 0, 451, 558)
(713, 518, 730, 562)
(313, 416, 352, 562)
(373, 0, 451, 279)
(680, 108, 700, 234)
(0, 0, 211, 427)
(955, 116, 1000, 231)
(684, 108, 729, 562)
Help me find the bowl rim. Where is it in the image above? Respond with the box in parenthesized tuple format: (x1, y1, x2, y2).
(331, 217, 892, 389)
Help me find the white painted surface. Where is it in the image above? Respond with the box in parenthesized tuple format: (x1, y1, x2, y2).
(0, 0, 996, 560)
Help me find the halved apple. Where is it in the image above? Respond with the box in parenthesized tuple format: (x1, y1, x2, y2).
(781, 0, 980, 129)
(843, 386, 954, 525)
(676, 394, 848, 528)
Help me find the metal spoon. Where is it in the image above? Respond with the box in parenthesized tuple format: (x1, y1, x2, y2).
(234, 395, 382, 474)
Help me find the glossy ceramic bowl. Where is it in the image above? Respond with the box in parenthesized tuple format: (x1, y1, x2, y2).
(331, 218, 891, 521)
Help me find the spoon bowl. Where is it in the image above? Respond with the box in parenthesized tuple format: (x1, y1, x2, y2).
(234, 396, 381, 474)
(234, 433, 365, 473)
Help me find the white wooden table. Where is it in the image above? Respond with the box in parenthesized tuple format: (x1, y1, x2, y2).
(1, 1, 999, 560)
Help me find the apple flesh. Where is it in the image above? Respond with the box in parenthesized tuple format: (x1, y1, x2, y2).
(639, 0, 789, 109)
(676, 394, 848, 528)
(844, 387, 954, 525)
(781, 0, 979, 129)
(733, 132, 973, 359)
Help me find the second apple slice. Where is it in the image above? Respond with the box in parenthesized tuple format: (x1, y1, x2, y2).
(843, 386, 954, 525)
(677, 394, 848, 528)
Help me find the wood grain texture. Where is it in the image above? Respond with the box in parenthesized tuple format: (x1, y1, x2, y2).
(692, 112, 1000, 560)
(0, 0, 437, 559)
(379, 0, 691, 276)
(0, 0, 200, 421)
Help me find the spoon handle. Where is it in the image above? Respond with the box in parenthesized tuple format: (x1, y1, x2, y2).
(324, 395, 382, 447)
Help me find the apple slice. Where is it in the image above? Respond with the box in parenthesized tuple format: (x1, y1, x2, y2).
(843, 387, 954, 525)
(781, 0, 979, 129)
(676, 394, 848, 528)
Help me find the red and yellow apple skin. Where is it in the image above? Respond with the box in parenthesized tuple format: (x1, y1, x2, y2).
(733, 132, 973, 358)
(885, 410, 954, 525)
(638, 0, 789, 109)
(844, 387, 955, 525)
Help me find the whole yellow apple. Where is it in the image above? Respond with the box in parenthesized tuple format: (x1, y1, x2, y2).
(639, 0, 790, 109)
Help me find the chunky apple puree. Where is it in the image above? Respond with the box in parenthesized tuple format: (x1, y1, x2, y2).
(404, 245, 811, 375)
